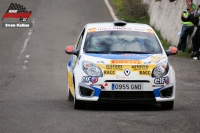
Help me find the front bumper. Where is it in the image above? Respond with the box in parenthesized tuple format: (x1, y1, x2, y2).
(76, 81, 175, 103)
(74, 64, 176, 103)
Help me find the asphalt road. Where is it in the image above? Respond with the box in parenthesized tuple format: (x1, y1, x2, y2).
(0, 0, 200, 133)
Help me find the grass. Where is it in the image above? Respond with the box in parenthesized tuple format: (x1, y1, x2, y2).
(109, 0, 192, 58)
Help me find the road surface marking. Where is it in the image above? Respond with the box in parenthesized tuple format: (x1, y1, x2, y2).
(104, 0, 118, 20)
(18, 20, 34, 60)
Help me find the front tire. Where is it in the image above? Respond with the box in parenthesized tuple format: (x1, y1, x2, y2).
(161, 101, 174, 110)
(74, 96, 84, 109)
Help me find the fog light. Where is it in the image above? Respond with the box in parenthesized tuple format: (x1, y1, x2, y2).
(80, 86, 94, 97)
(159, 84, 173, 98)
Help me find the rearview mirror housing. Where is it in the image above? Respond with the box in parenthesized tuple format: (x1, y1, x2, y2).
(165, 46, 178, 56)
(65, 45, 78, 56)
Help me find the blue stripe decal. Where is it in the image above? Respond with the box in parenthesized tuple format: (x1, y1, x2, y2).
(84, 53, 152, 60)
(91, 87, 101, 96)
(68, 57, 72, 67)
(112, 84, 115, 90)
(153, 88, 161, 97)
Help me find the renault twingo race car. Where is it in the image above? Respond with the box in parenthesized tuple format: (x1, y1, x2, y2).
(65, 20, 178, 110)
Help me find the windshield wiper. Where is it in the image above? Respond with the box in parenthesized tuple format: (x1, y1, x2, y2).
(110, 51, 152, 54)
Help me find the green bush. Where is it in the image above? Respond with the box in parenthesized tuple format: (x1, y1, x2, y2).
(122, 0, 148, 18)
(110, 0, 149, 23)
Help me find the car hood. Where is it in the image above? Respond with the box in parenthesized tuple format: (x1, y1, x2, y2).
(81, 53, 167, 65)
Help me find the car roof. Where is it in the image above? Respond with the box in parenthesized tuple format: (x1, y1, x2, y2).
(85, 21, 153, 30)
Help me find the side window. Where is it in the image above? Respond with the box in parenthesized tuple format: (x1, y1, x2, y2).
(72, 29, 85, 67)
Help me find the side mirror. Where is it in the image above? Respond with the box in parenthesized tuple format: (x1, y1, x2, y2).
(65, 45, 78, 55)
(165, 46, 178, 56)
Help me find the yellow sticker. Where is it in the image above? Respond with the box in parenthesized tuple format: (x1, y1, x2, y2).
(105, 65, 123, 70)
(131, 64, 155, 71)
(103, 70, 116, 75)
(139, 70, 151, 76)
(146, 29, 154, 34)
(131, 65, 149, 70)
(88, 28, 97, 33)
(98, 64, 156, 77)
(150, 55, 165, 63)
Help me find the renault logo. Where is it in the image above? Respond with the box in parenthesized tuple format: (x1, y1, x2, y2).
(124, 68, 131, 76)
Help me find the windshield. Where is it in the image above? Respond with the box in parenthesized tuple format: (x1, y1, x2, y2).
(84, 30, 163, 54)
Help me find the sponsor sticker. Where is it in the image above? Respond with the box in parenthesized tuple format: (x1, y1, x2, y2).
(132, 65, 149, 70)
(88, 28, 97, 32)
(154, 76, 170, 84)
(87, 27, 154, 33)
(106, 65, 123, 70)
(132, 28, 146, 32)
(139, 71, 151, 76)
(81, 76, 91, 83)
(146, 29, 154, 34)
(110, 60, 142, 64)
(81, 76, 98, 83)
(103, 70, 116, 75)
(124, 68, 131, 76)
(98, 64, 155, 75)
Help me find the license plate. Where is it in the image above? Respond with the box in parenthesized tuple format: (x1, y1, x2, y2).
(112, 83, 143, 91)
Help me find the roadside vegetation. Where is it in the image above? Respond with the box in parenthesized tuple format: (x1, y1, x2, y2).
(109, 0, 191, 58)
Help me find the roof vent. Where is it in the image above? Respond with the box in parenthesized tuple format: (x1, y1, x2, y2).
(113, 20, 127, 26)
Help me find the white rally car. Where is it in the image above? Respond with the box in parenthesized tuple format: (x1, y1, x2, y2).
(65, 20, 178, 110)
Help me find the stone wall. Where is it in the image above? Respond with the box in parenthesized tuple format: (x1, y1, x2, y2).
(143, 0, 199, 47)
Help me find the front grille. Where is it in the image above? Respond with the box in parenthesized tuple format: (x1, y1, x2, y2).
(99, 91, 155, 100)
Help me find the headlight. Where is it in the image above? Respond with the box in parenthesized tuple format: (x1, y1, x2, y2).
(152, 61, 169, 78)
(82, 61, 103, 77)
